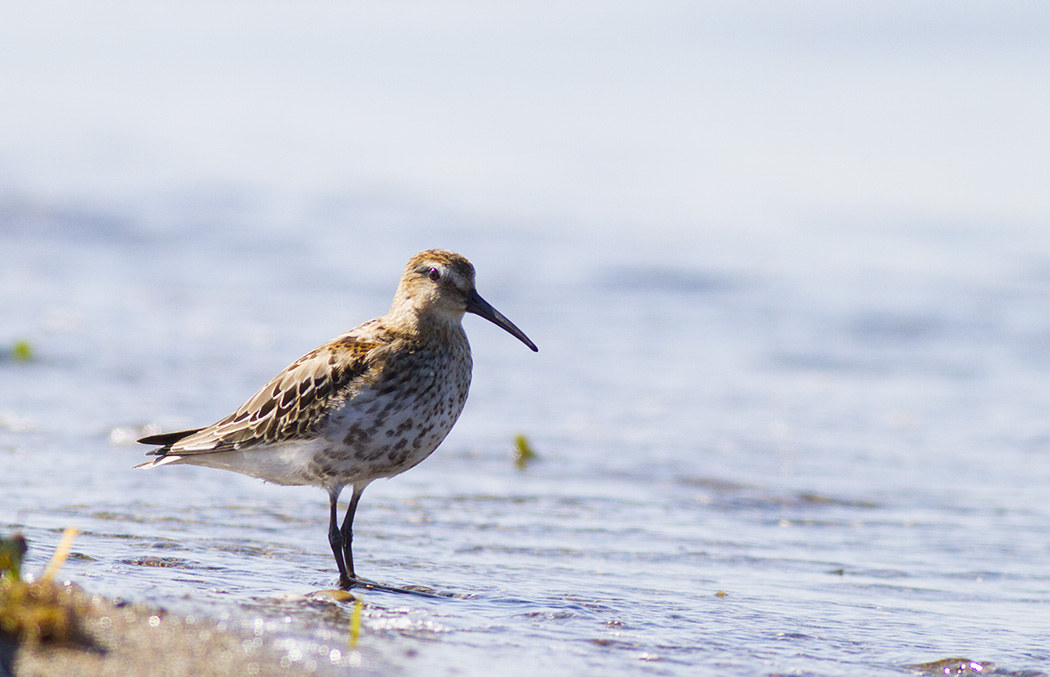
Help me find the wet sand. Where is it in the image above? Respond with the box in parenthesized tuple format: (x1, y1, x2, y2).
(2, 583, 389, 677)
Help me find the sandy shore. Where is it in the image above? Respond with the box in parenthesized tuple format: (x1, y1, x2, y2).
(2, 583, 391, 677)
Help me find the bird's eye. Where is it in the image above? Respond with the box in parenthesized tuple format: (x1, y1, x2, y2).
(427, 267, 441, 281)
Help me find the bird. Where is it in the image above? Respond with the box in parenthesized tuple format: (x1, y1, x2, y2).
(136, 249, 537, 589)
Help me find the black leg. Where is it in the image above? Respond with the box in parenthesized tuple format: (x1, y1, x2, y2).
(340, 484, 366, 582)
(327, 488, 351, 588)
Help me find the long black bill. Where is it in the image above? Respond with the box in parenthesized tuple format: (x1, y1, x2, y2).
(465, 289, 539, 352)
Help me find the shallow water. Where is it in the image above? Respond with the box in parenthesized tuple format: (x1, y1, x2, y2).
(3, 212, 1049, 676)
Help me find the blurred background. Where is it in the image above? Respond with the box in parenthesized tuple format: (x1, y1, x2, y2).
(3, 1, 1048, 233)
(2, 2, 1049, 675)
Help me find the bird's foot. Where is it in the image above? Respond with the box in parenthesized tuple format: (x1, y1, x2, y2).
(339, 576, 451, 598)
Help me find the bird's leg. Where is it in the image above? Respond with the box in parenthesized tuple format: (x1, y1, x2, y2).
(328, 488, 351, 588)
(340, 483, 366, 583)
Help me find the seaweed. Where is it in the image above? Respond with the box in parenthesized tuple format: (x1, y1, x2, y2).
(513, 434, 539, 471)
(0, 528, 90, 646)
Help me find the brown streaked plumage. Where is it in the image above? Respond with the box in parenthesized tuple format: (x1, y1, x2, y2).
(136, 250, 537, 589)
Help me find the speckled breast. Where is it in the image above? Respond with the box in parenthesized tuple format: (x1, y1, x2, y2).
(311, 342, 473, 483)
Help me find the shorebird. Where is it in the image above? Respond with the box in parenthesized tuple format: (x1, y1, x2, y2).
(136, 250, 537, 589)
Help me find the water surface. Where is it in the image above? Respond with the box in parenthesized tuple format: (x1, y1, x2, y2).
(3, 214, 1048, 676)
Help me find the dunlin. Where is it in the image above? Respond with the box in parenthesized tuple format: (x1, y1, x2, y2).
(136, 250, 537, 589)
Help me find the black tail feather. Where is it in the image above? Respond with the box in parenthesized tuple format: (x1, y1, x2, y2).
(137, 429, 203, 447)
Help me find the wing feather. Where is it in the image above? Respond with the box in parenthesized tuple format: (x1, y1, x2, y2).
(138, 331, 388, 459)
